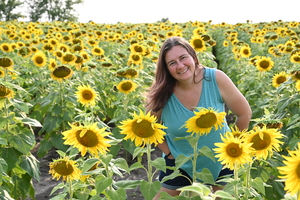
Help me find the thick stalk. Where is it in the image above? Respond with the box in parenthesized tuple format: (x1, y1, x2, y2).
(68, 177, 73, 200)
(233, 163, 239, 199)
(146, 143, 152, 183)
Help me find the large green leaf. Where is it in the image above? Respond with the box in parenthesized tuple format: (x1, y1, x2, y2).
(107, 188, 126, 200)
(194, 168, 215, 185)
(198, 146, 216, 162)
(95, 175, 113, 194)
(0, 148, 22, 171)
(7, 127, 35, 154)
(19, 154, 40, 182)
(140, 180, 161, 200)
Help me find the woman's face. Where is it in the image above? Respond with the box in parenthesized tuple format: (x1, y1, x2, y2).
(165, 45, 196, 82)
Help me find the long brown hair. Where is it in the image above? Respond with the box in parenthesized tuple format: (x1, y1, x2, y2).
(146, 36, 201, 112)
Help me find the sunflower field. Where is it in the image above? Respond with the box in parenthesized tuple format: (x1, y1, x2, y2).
(0, 19, 300, 200)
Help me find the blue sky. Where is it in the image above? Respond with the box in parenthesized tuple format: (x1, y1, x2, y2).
(74, 0, 300, 24)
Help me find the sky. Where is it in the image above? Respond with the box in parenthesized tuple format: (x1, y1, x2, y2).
(73, 0, 300, 25)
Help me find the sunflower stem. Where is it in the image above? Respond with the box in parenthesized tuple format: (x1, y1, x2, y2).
(146, 143, 153, 183)
(192, 135, 200, 183)
(233, 162, 239, 199)
(68, 177, 73, 200)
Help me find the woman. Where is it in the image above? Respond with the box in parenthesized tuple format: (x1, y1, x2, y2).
(146, 36, 252, 199)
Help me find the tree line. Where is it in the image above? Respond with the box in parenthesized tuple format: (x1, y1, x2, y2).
(0, 0, 83, 22)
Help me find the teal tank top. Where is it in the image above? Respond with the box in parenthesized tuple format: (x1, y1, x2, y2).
(161, 67, 230, 181)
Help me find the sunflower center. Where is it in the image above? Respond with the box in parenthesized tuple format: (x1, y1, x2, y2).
(134, 46, 143, 53)
(0, 58, 13, 68)
(82, 90, 93, 100)
(132, 55, 141, 61)
(53, 161, 74, 176)
(226, 143, 242, 157)
(76, 130, 99, 147)
(53, 66, 71, 78)
(276, 76, 287, 84)
(35, 56, 44, 64)
(132, 120, 155, 138)
(193, 39, 204, 48)
(63, 54, 75, 62)
(121, 82, 133, 91)
(196, 112, 217, 128)
(259, 60, 270, 69)
(251, 132, 271, 150)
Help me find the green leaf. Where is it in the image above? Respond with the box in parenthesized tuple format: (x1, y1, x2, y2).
(175, 154, 192, 169)
(0, 138, 7, 145)
(186, 135, 199, 147)
(0, 148, 22, 171)
(8, 128, 35, 154)
(114, 180, 142, 190)
(101, 154, 113, 166)
(198, 146, 216, 162)
(74, 190, 90, 200)
(129, 162, 144, 171)
(214, 190, 236, 199)
(107, 188, 127, 200)
(11, 99, 31, 113)
(132, 146, 147, 159)
(194, 168, 215, 185)
(113, 157, 130, 173)
(19, 154, 40, 182)
(19, 117, 42, 127)
(82, 158, 101, 174)
(149, 157, 166, 172)
(178, 182, 211, 197)
(250, 177, 265, 195)
(0, 116, 9, 129)
(95, 176, 113, 194)
(140, 180, 161, 200)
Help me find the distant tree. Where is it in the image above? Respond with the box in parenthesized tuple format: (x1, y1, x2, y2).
(25, 0, 83, 22)
(160, 18, 169, 23)
(0, 0, 25, 21)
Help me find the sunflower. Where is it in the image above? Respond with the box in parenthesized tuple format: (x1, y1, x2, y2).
(272, 71, 288, 87)
(0, 43, 12, 52)
(0, 57, 14, 70)
(61, 52, 76, 65)
(50, 65, 73, 82)
(277, 143, 300, 196)
(18, 46, 32, 57)
(0, 85, 14, 99)
(91, 47, 105, 56)
(214, 132, 253, 170)
(128, 53, 143, 65)
(240, 46, 252, 58)
(49, 157, 81, 182)
(75, 85, 99, 106)
(116, 80, 138, 94)
(190, 36, 207, 52)
(255, 56, 274, 72)
(32, 51, 47, 67)
(184, 107, 226, 136)
(42, 44, 55, 52)
(125, 68, 139, 78)
(290, 54, 300, 64)
(62, 122, 111, 157)
(118, 110, 167, 147)
(130, 43, 147, 55)
(246, 125, 283, 160)
(48, 58, 57, 71)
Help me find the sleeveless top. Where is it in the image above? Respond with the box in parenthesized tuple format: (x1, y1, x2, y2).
(161, 67, 230, 181)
